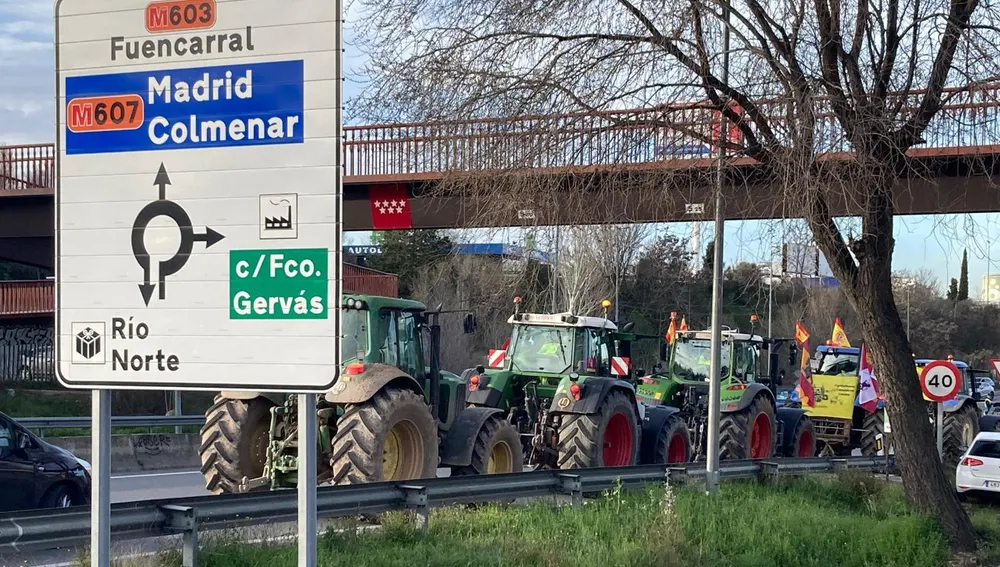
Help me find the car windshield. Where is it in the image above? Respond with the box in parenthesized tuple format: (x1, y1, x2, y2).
(816, 352, 859, 375)
(509, 325, 574, 374)
(341, 308, 369, 363)
(671, 338, 729, 381)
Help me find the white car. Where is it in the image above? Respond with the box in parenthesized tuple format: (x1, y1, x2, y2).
(976, 377, 995, 400)
(956, 431, 1000, 495)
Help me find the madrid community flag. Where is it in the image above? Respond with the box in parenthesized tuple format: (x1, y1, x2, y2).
(857, 343, 881, 413)
(830, 318, 852, 347)
(368, 183, 413, 230)
(794, 321, 816, 407)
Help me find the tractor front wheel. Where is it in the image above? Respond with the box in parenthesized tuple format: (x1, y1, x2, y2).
(557, 390, 639, 469)
(943, 405, 979, 467)
(331, 387, 438, 484)
(719, 395, 777, 460)
(653, 414, 692, 464)
(786, 417, 816, 457)
(452, 416, 524, 475)
(859, 409, 886, 457)
(199, 395, 274, 494)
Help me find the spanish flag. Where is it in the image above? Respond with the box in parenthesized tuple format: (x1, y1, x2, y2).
(679, 316, 689, 332)
(665, 312, 678, 344)
(793, 321, 816, 407)
(830, 318, 851, 347)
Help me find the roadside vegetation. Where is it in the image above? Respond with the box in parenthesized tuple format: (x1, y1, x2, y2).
(79, 474, 1000, 567)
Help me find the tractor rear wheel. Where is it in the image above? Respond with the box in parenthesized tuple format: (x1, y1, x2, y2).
(653, 414, 692, 464)
(859, 409, 885, 456)
(199, 395, 274, 494)
(557, 389, 639, 469)
(786, 417, 816, 457)
(331, 387, 438, 484)
(719, 395, 776, 460)
(452, 416, 524, 475)
(943, 404, 979, 467)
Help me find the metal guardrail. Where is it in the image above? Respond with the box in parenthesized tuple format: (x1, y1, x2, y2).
(0, 455, 893, 565)
(18, 415, 206, 436)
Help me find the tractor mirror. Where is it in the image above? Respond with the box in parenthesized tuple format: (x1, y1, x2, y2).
(463, 313, 477, 334)
(660, 343, 668, 361)
(622, 322, 635, 332)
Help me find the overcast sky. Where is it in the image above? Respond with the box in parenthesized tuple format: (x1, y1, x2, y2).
(2, 0, 998, 296)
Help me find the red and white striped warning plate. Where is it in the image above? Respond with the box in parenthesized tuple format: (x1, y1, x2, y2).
(611, 356, 630, 376)
(488, 349, 506, 368)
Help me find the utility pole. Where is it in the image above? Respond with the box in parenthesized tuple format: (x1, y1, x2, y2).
(706, 0, 731, 496)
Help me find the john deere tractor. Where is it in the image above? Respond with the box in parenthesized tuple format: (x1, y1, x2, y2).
(636, 328, 817, 461)
(198, 294, 521, 494)
(463, 302, 664, 470)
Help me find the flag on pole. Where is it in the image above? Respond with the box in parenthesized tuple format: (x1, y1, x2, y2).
(679, 316, 689, 332)
(793, 321, 816, 407)
(830, 318, 852, 347)
(857, 343, 881, 413)
(665, 312, 678, 344)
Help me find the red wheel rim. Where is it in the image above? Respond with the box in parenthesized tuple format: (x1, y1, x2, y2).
(749, 412, 772, 459)
(667, 433, 687, 463)
(797, 430, 813, 457)
(603, 412, 633, 466)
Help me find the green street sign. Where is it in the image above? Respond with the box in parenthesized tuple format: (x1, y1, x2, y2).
(230, 248, 329, 319)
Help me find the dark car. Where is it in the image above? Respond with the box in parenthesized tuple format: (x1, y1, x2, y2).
(0, 412, 91, 512)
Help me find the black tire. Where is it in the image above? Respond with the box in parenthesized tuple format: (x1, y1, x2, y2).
(39, 483, 76, 509)
(557, 389, 639, 469)
(943, 404, 979, 467)
(452, 416, 524, 475)
(652, 414, 692, 464)
(785, 416, 817, 457)
(331, 387, 438, 484)
(719, 395, 777, 460)
(198, 395, 274, 495)
(860, 409, 885, 456)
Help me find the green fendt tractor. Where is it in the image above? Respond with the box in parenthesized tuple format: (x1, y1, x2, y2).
(463, 300, 664, 469)
(636, 328, 817, 461)
(198, 294, 521, 494)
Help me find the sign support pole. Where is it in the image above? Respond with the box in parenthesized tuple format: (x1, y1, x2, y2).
(298, 393, 317, 567)
(936, 402, 944, 461)
(91, 390, 111, 567)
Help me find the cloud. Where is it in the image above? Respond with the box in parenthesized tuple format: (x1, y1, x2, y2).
(0, 1, 54, 142)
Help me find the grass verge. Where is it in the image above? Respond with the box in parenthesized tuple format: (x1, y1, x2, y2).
(81, 473, 997, 567)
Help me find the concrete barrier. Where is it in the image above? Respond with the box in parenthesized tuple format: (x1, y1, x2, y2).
(47, 433, 201, 474)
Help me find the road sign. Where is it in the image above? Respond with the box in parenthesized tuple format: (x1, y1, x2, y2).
(55, 0, 341, 392)
(919, 360, 962, 402)
(991, 359, 1000, 376)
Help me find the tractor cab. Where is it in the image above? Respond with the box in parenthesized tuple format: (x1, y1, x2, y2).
(638, 328, 791, 407)
(812, 345, 861, 376)
(914, 358, 979, 403)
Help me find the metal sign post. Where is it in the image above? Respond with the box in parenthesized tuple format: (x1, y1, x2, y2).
(54, 1, 341, 565)
(936, 402, 944, 460)
(298, 394, 318, 567)
(91, 391, 111, 566)
(918, 359, 962, 463)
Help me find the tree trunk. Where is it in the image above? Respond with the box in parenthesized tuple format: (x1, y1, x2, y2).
(853, 259, 977, 551)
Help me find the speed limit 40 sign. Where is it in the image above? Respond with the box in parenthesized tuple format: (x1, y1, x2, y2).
(919, 360, 962, 402)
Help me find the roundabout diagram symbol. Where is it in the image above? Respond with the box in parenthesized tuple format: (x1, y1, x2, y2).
(131, 163, 225, 306)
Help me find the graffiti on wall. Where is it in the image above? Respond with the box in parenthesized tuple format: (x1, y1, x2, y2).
(0, 323, 55, 383)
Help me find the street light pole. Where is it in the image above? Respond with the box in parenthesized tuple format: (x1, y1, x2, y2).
(706, 0, 731, 496)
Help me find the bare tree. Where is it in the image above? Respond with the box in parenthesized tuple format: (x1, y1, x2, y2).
(556, 226, 612, 314)
(351, 0, 1000, 548)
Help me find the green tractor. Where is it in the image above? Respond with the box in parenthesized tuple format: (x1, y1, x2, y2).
(636, 328, 817, 461)
(198, 294, 522, 494)
(463, 301, 658, 469)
